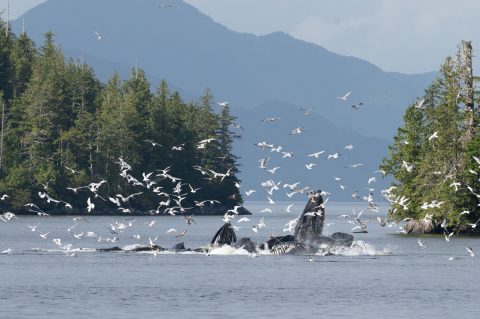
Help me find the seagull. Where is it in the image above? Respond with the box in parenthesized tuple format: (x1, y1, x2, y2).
(414, 98, 425, 109)
(444, 231, 454, 242)
(87, 197, 94, 213)
(301, 107, 314, 116)
(348, 163, 364, 168)
(237, 217, 250, 223)
(449, 181, 462, 192)
(337, 91, 351, 101)
(327, 153, 341, 160)
(305, 163, 316, 170)
(28, 224, 40, 232)
(245, 189, 256, 196)
(344, 144, 354, 150)
(466, 247, 475, 257)
(428, 131, 438, 141)
(289, 127, 305, 135)
(418, 239, 427, 249)
(175, 229, 187, 238)
(267, 196, 275, 205)
(1, 248, 12, 254)
(308, 151, 325, 158)
(0, 194, 9, 200)
(285, 204, 294, 213)
(166, 228, 176, 233)
(260, 208, 272, 213)
(132, 234, 141, 240)
(262, 117, 280, 122)
(35, 230, 49, 240)
(267, 167, 280, 174)
(368, 177, 376, 184)
(259, 156, 269, 169)
(94, 31, 103, 41)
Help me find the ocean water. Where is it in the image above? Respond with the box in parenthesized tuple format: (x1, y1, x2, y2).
(1, 201, 479, 319)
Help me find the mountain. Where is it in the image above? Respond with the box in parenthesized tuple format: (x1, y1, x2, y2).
(13, 0, 435, 139)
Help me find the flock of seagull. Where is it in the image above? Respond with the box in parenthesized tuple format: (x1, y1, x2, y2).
(0, 39, 477, 259)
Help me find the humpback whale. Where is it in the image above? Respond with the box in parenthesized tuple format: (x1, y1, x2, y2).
(97, 188, 354, 256)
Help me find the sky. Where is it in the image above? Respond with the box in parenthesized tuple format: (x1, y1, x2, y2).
(1, 0, 479, 74)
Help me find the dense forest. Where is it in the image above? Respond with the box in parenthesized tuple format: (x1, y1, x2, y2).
(0, 20, 243, 215)
(381, 41, 480, 233)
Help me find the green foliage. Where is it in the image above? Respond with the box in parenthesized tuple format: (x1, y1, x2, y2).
(0, 28, 242, 214)
(381, 48, 480, 231)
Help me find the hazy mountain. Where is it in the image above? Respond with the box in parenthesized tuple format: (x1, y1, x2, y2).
(13, 0, 435, 139)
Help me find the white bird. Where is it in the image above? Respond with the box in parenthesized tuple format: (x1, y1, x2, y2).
(0, 194, 9, 200)
(402, 160, 414, 173)
(444, 231, 454, 242)
(148, 220, 156, 227)
(449, 181, 461, 192)
(418, 239, 427, 249)
(281, 151, 294, 158)
(308, 151, 325, 158)
(28, 224, 39, 232)
(285, 204, 294, 213)
(132, 234, 141, 239)
(459, 210, 470, 216)
(348, 163, 364, 168)
(94, 31, 103, 41)
(327, 153, 340, 160)
(344, 144, 354, 150)
(260, 208, 272, 213)
(259, 156, 269, 169)
(39, 232, 49, 239)
(267, 167, 280, 174)
(289, 127, 305, 135)
(257, 217, 266, 229)
(368, 177, 376, 185)
(267, 196, 275, 205)
(428, 131, 438, 141)
(237, 217, 250, 223)
(245, 189, 256, 196)
(1, 212, 16, 221)
(337, 91, 351, 101)
(262, 117, 280, 122)
(87, 197, 95, 213)
(415, 99, 425, 109)
(1, 248, 12, 254)
(466, 246, 475, 257)
(305, 163, 316, 170)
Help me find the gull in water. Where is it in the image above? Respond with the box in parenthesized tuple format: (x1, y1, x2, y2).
(417, 239, 427, 249)
(1, 248, 12, 254)
(465, 247, 475, 257)
(337, 91, 351, 101)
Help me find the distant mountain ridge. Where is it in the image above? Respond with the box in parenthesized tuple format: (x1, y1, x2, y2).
(13, 0, 435, 139)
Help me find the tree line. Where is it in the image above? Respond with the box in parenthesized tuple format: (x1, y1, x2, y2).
(0, 20, 242, 214)
(381, 41, 480, 233)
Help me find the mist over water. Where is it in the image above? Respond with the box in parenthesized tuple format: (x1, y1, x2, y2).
(1, 202, 479, 318)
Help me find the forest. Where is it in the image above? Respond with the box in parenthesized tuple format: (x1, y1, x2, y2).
(381, 41, 480, 233)
(0, 20, 243, 215)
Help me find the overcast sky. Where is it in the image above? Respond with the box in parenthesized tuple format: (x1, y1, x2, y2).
(1, 0, 479, 74)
